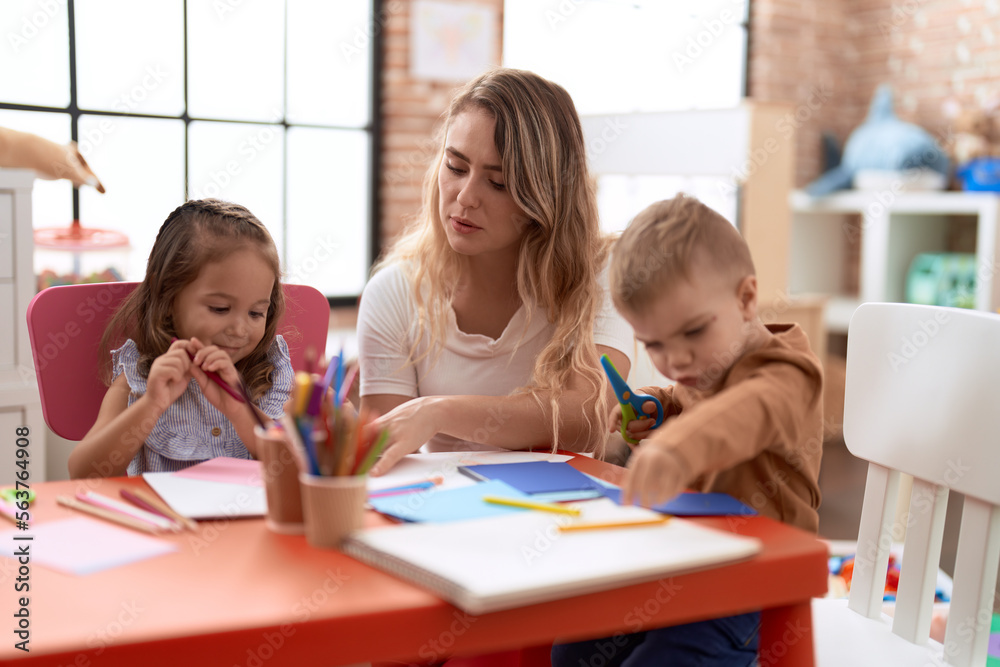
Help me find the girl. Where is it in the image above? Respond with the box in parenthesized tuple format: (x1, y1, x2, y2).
(357, 67, 635, 475)
(69, 199, 293, 478)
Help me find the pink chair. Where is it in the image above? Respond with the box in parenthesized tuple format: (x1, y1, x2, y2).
(26, 282, 330, 441)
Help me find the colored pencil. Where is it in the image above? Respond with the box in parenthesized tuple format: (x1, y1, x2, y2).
(558, 517, 670, 532)
(334, 347, 345, 405)
(354, 429, 389, 476)
(238, 377, 268, 430)
(57, 495, 161, 534)
(121, 488, 198, 531)
(337, 365, 359, 407)
(77, 492, 179, 531)
(368, 480, 441, 498)
(281, 414, 317, 476)
(172, 338, 245, 403)
(482, 496, 582, 516)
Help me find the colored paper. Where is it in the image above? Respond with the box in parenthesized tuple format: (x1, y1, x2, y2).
(459, 461, 605, 495)
(365, 451, 572, 494)
(368, 479, 534, 523)
(143, 471, 266, 520)
(0, 517, 177, 575)
(602, 489, 758, 517)
(171, 457, 263, 487)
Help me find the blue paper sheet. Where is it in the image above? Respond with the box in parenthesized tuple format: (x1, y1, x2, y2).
(602, 488, 758, 517)
(368, 479, 534, 523)
(458, 461, 605, 495)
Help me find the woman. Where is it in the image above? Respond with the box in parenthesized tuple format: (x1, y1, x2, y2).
(358, 67, 634, 475)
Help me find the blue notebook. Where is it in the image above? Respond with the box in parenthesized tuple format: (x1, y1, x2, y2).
(458, 461, 605, 496)
(602, 488, 758, 517)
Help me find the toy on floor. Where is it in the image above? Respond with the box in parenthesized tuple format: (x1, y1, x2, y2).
(828, 553, 950, 603)
(987, 613, 1000, 666)
(805, 84, 950, 196)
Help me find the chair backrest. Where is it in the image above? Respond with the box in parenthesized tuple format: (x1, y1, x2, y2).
(26, 282, 330, 441)
(843, 302, 1000, 666)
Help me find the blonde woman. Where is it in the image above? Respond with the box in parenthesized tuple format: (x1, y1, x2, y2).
(358, 67, 634, 475)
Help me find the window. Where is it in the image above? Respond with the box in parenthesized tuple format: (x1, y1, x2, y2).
(0, 0, 379, 302)
(503, 0, 750, 231)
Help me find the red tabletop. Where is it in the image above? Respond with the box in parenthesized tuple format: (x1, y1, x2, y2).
(1, 456, 828, 666)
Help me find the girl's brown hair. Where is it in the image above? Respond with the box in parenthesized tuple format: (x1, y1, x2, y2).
(101, 198, 284, 401)
(374, 67, 612, 454)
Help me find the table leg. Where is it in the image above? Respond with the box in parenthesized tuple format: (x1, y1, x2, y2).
(759, 602, 814, 667)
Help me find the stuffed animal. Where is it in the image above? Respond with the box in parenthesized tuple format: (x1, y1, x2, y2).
(0, 127, 105, 192)
(951, 108, 993, 165)
(805, 85, 950, 196)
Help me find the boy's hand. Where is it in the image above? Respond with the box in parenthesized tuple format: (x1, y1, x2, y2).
(621, 441, 687, 509)
(186, 337, 245, 416)
(607, 400, 659, 444)
(146, 339, 194, 412)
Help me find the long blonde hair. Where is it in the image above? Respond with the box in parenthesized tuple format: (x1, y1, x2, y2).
(374, 67, 612, 453)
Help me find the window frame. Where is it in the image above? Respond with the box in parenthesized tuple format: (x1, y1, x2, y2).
(0, 0, 383, 307)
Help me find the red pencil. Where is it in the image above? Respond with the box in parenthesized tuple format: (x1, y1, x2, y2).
(171, 337, 245, 403)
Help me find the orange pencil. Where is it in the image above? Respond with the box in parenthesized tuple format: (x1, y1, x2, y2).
(558, 517, 670, 532)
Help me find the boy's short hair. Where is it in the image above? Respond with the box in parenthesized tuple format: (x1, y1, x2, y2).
(610, 194, 756, 313)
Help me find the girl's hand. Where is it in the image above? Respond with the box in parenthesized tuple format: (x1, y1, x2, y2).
(186, 337, 245, 417)
(621, 441, 686, 509)
(146, 339, 194, 412)
(365, 396, 444, 476)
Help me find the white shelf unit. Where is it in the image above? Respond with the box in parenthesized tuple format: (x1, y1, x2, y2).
(789, 190, 1000, 333)
(0, 169, 46, 484)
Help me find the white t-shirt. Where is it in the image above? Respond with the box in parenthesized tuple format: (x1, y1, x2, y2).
(357, 262, 635, 452)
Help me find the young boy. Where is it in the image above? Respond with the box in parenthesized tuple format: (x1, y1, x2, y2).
(552, 195, 823, 667)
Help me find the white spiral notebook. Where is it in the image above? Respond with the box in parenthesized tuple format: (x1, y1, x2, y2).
(342, 499, 762, 615)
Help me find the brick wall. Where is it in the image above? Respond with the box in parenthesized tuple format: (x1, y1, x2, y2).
(379, 0, 504, 247)
(750, 0, 1000, 188)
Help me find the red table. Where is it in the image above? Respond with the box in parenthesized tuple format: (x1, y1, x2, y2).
(1, 456, 828, 666)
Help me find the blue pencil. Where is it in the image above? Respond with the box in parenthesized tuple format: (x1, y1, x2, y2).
(368, 481, 437, 497)
(295, 415, 321, 476)
(333, 347, 345, 407)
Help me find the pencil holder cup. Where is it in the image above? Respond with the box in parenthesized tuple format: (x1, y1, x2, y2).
(255, 425, 305, 534)
(298, 473, 368, 549)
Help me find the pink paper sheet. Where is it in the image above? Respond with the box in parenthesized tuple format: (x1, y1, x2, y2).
(171, 457, 263, 487)
(0, 517, 177, 575)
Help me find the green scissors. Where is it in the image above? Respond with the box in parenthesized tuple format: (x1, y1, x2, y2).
(600, 354, 664, 445)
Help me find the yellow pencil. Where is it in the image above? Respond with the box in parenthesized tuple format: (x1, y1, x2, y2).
(482, 495, 582, 516)
(558, 516, 670, 532)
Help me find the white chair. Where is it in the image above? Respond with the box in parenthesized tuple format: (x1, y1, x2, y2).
(812, 303, 1000, 666)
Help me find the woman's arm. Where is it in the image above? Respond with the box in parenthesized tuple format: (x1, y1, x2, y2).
(363, 345, 630, 475)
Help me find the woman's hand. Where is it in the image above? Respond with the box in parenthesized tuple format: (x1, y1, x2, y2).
(365, 396, 446, 476)
(145, 339, 195, 412)
(186, 337, 246, 417)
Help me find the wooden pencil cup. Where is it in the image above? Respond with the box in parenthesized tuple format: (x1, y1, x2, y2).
(255, 425, 305, 534)
(299, 473, 368, 549)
